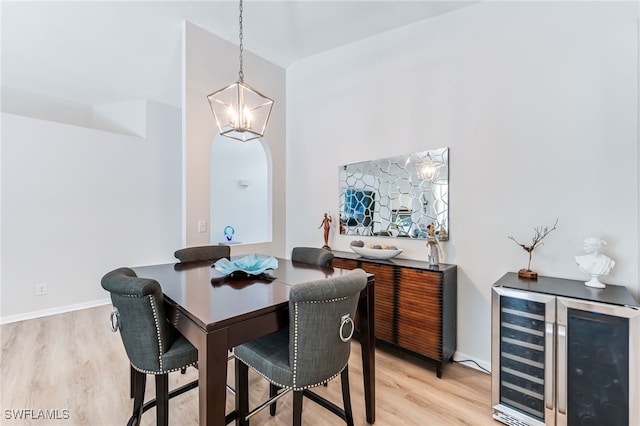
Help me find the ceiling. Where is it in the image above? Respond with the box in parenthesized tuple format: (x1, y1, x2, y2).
(1, 1, 478, 108)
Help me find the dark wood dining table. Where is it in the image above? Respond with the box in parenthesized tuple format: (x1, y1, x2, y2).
(132, 256, 376, 426)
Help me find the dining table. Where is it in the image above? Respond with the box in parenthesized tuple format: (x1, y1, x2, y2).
(132, 255, 376, 426)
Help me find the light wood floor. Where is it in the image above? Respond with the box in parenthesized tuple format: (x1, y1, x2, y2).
(1, 305, 495, 425)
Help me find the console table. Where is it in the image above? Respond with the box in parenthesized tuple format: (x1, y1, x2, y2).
(331, 251, 457, 377)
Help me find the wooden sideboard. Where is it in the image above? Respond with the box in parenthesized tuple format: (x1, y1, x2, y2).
(331, 250, 457, 378)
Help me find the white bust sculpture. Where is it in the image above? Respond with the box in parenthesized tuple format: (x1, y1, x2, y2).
(575, 237, 615, 288)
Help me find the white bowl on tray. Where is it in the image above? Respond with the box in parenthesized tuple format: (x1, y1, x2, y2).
(350, 246, 402, 260)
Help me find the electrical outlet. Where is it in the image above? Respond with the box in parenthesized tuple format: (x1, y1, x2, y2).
(35, 283, 48, 296)
(198, 220, 207, 233)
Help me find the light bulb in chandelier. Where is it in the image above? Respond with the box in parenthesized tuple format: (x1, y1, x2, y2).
(226, 104, 253, 130)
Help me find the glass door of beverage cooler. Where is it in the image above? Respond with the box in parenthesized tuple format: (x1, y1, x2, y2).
(492, 287, 556, 426)
(556, 297, 639, 426)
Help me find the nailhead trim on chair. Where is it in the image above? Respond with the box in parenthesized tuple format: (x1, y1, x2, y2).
(148, 295, 165, 372)
(293, 297, 350, 389)
(118, 293, 192, 375)
(131, 362, 199, 376)
(233, 353, 347, 392)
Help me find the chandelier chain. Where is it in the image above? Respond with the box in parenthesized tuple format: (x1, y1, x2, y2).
(238, 0, 244, 82)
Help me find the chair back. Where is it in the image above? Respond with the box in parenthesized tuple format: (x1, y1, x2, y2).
(101, 267, 177, 373)
(291, 247, 334, 266)
(288, 268, 367, 388)
(174, 245, 231, 263)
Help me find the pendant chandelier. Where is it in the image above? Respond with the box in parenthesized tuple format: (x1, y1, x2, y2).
(207, 0, 273, 142)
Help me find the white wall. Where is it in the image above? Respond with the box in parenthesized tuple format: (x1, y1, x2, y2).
(1, 86, 94, 129)
(1, 101, 182, 322)
(210, 136, 270, 244)
(183, 21, 286, 257)
(287, 1, 639, 369)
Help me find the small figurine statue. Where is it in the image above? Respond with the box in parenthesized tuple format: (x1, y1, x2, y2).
(425, 224, 442, 267)
(319, 212, 332, 250)
(575, 237, 615, 288)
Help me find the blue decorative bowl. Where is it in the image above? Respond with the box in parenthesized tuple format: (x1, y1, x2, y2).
(213, 254, 278, 276)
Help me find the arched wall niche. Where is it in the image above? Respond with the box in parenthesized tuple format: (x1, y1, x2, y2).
(210, 135, 272, 245)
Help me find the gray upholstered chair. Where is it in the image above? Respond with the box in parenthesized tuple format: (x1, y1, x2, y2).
(290, 246, 334, 266)
(101, 267, 199, 426)
(291, 246, 336, 389)
(234, 268, 368, 426)
(174, 244, 231, 263)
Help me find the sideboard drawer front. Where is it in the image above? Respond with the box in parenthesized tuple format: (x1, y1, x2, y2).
(361, 262, 395, 343)
(331, 258, 359, 270)
(397, 269, 443, 325)
(399, 268, 444, 291)
(397, 268, 443, 359)
(397, 322, 442, 359)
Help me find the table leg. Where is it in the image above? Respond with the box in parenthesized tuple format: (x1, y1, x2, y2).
(358, 280, 376, 424)
(197, 328, 230, 426)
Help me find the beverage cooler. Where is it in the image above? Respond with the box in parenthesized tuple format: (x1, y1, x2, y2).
(491, 272, 639, 426)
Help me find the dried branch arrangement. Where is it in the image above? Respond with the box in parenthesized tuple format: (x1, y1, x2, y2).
(508, 218, 559, 278)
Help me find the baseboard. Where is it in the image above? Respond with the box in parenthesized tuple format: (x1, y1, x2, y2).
(453, 351, 491, 374)
(0, 298, 112, 325)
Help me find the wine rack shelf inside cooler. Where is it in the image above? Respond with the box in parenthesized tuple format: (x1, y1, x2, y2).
(499, 297, 546, 421)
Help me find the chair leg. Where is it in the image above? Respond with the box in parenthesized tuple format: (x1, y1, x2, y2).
(155, 374, 169, 426)
(235, 360, 249, 426)
(131, 370, 146, 426)
(269, 383, 280, 416)
(130, 365, 136, 398)
(340, 368, 354, 426)
(292, 391, 303, 426)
